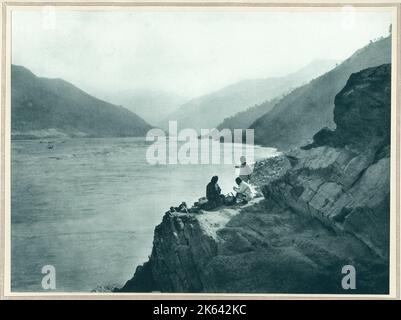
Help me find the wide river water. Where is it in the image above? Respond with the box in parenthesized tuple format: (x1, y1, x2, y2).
(11, 137, 279, 292)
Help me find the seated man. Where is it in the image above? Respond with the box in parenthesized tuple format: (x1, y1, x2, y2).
(233, 177, 254, 204)
(205, 176, 224, 210)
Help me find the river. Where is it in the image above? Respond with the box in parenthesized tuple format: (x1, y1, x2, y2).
(11, 137, 279, 292)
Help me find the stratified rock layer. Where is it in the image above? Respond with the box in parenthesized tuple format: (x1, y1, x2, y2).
(120, 64, 391, 294)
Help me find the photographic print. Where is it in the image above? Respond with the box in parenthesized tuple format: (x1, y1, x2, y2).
(1, 1, 399, 298)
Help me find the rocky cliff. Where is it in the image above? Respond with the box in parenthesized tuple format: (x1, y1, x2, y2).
(120, 64, 391, 294)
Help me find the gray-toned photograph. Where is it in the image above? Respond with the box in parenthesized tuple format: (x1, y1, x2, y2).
(10, 7, 393, 294)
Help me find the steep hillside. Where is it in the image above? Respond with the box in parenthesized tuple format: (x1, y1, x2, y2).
(11, 65, 152, 139)
(119, 64, 390, 294)
(216, 98, 279, 132)
(251, 36, 391, 150)
(160, 60, 337, 131)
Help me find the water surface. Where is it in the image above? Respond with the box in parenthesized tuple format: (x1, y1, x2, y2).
(11, 137, 279, 292)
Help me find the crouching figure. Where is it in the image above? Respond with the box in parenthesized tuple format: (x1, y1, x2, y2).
(233, 177, 254, 204)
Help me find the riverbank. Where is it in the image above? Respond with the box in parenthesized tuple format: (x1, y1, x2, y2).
(119, 154, 388, 294)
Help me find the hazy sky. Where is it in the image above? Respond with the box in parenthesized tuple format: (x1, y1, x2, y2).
(12, 8, 392, 99)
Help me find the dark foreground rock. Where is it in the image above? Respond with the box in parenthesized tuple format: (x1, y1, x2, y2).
(119, 64, 391, 294)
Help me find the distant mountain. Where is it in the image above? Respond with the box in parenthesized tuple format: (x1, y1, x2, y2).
(100, 89, 186, 126)
(216, 97, 280, 133)
(250, 36, 391, 150)
(160, 59, 338, 131)
(11, 65, 152, 139)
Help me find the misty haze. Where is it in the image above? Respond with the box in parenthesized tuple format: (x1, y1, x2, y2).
(10, 8, 393, 294)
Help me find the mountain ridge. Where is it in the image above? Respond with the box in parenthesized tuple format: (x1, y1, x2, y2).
(11, 64, 152, 139)
(250, 36, 391, 150)
(159, 59, 338, 131)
